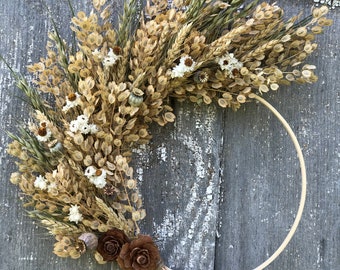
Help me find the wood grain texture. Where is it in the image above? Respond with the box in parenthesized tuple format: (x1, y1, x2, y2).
(0, 1, 338, 270)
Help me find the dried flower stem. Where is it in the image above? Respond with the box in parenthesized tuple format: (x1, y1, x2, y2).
(0, 55, 53, 121)
(95, 197, 132, 234)
(165, 23, 193, 65)
(118, 170, 141, 235)
(117, 0, 141, 47)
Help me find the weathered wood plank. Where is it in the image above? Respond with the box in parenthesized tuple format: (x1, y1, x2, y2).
(136, 102, 224, 269)
(0, 1, 338, 270)
(215, 2, 340, 269)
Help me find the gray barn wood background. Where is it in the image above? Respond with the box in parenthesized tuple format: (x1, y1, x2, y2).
(0, 1, 339, 269)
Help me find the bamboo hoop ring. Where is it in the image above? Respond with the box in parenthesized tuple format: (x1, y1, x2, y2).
(248, 94, 307, 270)
(161, 94, 307, 270)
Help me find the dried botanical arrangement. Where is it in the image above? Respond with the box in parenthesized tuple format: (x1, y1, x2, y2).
(313, 0, 340, 9)
(3, 0, 333, 269)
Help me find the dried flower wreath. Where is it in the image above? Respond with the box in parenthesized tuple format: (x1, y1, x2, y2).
(3, 0, 333, 269)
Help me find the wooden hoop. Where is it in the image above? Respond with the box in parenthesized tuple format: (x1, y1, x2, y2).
(249, 94, 307, 270)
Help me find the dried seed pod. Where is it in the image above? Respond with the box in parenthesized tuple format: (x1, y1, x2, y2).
(128, 88, 144, 107)
(259, 84, 269, 93)
(194, 71, 209, 83)
(301, 70, 312, 78)
(103, 184, 116, 196)
(75, 239, 86, 254)
(73, 133, 84, 145)
(237, 94, 246, 103)
(296, 27, 307, 37)
(10, 172, 21, 185)
(127, 179, 137, 189)
(218, 98, 228, 108)
(270, 84, 279, 91)
(69, 247, 81, 259)
(203, 95, 212, 104)
(71, 150, 83, 162)
(138, 128, 148, 138)
(84, 155, 93, 166)
(286, 74, 295, 81)
(132, 211, 141, 221)
(223, 92, 233, 100)
(78, 233, 98, 250)
(164, 112, 176, 122)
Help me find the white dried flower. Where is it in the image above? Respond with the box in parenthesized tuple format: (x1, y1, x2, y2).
(102, 48, 120, 67)
(91, 175, 107, 189)
(77, 115, 89, 123)
(85, 166, 96, 177)
(79, 124, 91, 134)
(34, 175, 48, 190)
(36, 122, 52, 142)
(89, 124, 98, 134)
(62, 92, 81, 112)
(36, 129, 52, 142)
(217, 53, 243, 78)
(313, 0, 340, 9)
(171, 55, 196, 78)
(85, 167, 107, 188)
(69, 114, 98, 134)
(79, 123, 98, 134)
(69, 121, 79, 133)
(68, 205, 83, 224)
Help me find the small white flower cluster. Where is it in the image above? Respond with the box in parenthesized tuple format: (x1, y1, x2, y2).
(62, 92, 81, 112)
(171, 55, 196, 78)
(217, 53, 243, 78)
(313, 0, 340, 9)
(68, 205, 83, 224)
(34, 175, 57, 193)
(102, 48, 120, 68)
(69, 115, 98, 134)
(85, 166, 107, 188)
(34, 175, 48, 190)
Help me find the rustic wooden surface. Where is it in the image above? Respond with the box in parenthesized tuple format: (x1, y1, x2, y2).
(0, 1, 339, 269)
